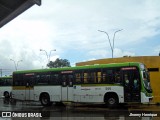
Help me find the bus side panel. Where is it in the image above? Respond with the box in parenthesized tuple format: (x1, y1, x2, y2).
(73, 85, 104, 103)
(25, 89, 34, 100)
(102, 86, 124, 103)
(12, 89, 25, 100)
(12, 86, 34, 101)
(34, 86, 61, 102)
(73, 85, 124, 103)
(112, 86, 124, 103)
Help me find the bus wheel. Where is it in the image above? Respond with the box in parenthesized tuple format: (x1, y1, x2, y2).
(40, 93, 52, 106)
(4, 92, 10, 98)
(105, 95, 118, 108)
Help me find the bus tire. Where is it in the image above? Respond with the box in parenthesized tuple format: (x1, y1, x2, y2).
(104, 93, 119, 108)
(4, 91, 10, 98)
(40, 93, 52, 106)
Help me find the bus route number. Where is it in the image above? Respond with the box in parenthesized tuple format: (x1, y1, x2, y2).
(106, 87, 111, 90)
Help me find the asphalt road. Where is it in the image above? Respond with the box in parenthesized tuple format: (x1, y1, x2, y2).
(0, 98, 159, 120)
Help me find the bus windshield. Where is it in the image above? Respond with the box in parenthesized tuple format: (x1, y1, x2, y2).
(141, 65, 152, 93)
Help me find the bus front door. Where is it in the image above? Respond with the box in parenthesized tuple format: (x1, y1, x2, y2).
(123, 68, 141, 102)
(61, 74, 73, 102)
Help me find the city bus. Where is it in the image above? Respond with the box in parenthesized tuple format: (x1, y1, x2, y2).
(11, 62, 153, 107)
(0, 76, 12, 98)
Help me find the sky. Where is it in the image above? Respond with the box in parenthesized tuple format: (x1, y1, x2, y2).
(0, 0, 160, 76)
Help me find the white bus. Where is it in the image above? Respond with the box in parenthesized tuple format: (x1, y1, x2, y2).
(0, 76, 12, 98)
(11, 62, 153, 107)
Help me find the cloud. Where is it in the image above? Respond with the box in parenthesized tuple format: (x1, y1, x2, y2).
(114, 48, 135, 57)
(0, 18, 58, 70)
(0, 0, 160, 76)
(154, 45, 160, 55)
(88, 49, 110, 58)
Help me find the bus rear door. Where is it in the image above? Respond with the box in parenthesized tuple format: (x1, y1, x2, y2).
(24, 73, 34, 101)
(61, 71, 74, 102)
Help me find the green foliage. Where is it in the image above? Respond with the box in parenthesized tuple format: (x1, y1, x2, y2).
(47, 58, 71, 68)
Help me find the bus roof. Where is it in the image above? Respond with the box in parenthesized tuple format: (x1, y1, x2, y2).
(13, 62, 142, 74)
(0, 76, 12, 79)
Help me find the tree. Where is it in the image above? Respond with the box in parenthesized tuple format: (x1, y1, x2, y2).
(47, 58, 71, 68)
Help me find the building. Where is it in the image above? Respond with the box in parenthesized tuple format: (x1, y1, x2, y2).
(76, 56, 160, 103)
(0, 0, 41, 28)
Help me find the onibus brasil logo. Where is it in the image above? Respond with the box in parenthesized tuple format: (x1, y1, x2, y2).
(1, 112, 42, 118)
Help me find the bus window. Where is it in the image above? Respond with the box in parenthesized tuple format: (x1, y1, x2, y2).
(114, 69, 121, 84)
(0, 78, 11, 86)
(107, 69, 114, 83)
(0, 80, 3, 86)
(83, 70, 97, 84)
(35, 73, 51, 85)
(102, 68, 121, 84)
(132, 69, 140, 91)
(75, 72, 83, 84)
(88, 72, 96, 83)
(102, 73, 107, 83)
(35, 75, 40, 85)
(68, 74, 74, 86)
(83, 72, 88, 83)
(13, 74, 24, 86)
(61, 74, 74, 87)
(24, 73, 35, 86)
(0, 78, 12, 86)
(50, 73, 60, 85)
(97, 71, 102, 83)
(106, 69, 114, 83)
(124, 74, 130, 87)
(6, 78, 12, 86)
(40, 75, 50, 85)
(62, 75, 67, 86)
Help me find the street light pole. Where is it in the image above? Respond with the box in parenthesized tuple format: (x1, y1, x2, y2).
(10, 59, 22, 70)
(112, 29, 123, 50)
(17, 60, 23, 70)
(40, 49, 56, 66)
(48, 50, 56, 63)
(98, 29, 123, 58)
